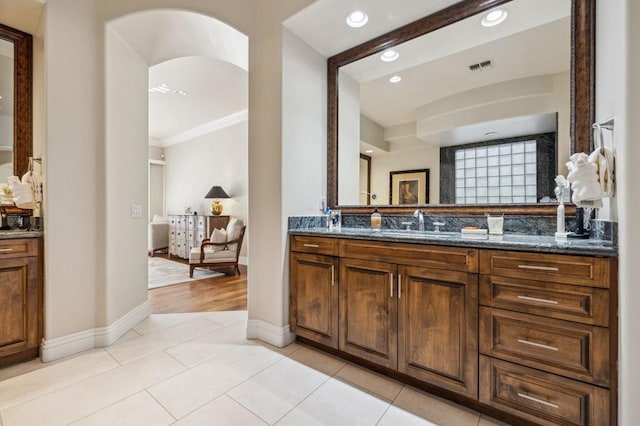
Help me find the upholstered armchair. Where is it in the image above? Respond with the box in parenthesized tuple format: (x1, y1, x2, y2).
(148, 215, 169, 256)
(189, 218, 246, 277)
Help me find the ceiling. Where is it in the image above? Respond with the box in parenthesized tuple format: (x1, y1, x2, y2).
(0, 0, 44, 35)
(109, 10, 248, 147)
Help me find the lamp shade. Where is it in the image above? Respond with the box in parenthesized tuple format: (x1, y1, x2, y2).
(204, 186, 230, 199)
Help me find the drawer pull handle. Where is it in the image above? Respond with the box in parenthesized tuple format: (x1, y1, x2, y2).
(0, 248, 14, 252)
(331, 265, 335, 287)
(398, 274, 402, 299)
(303, 244, 320, 248)
(517, 339, 559, 351)
(517, 393, 559, 409)
(390, 273, 394, 298)
(517, 295, 559, 305)
(517, 264, 559, 272)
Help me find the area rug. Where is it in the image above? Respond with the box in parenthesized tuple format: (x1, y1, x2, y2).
(148, 256, 224, 289)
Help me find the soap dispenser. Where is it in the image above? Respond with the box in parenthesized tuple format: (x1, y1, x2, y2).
(371, 208, 382, 231)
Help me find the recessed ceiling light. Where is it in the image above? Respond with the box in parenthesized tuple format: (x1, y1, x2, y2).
(380, 49, 399, 62)
(175, 89, 187, 96)
(481, 9, 508, 27)
(389, 75, 402, 83)
(149, 83, 170, 94)
(365, 149, 374, 153)
(346, 10, 368, 28)
(484, 131, 499, 136)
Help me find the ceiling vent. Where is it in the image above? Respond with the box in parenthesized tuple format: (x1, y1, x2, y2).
(468, 59, 494, 72)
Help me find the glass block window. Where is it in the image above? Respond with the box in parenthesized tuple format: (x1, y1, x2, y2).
(454, 140, 537, 204)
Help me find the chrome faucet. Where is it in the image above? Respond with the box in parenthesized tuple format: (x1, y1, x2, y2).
(413, 209, 424, 231)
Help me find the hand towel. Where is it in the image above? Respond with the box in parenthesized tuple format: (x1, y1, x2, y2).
(588, 147, 615, 197)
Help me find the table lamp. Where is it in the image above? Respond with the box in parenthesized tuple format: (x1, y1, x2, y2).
(204, 186, 230, 215)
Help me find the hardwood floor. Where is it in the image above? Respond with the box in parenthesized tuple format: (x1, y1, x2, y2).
(148, 254, 247, 314)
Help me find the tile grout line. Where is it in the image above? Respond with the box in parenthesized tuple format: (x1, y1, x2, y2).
(0, 349, 122, 414)
(145, 389, 178, 422)
(162, 347, 286, 422)
(223, 355, 333, 425)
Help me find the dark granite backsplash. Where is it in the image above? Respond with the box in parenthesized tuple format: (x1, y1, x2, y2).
(289, 214, 618, 243)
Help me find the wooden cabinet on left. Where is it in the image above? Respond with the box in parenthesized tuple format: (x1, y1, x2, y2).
(289, 236, 339, 349)
(0, 237, 43, 367)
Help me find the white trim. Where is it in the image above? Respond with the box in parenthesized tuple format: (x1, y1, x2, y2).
(149, 159, 166, 165)
(246, 319, 295, 348)
(239, 256, 248, 266)
(159, 109, 248, 147)
(40, 301, 151, 362)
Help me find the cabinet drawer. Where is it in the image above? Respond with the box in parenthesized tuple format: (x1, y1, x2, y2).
(479, 275, 609, 326)
(480, 356, 609, 426)
(480, 250, 610, 288)
(339, 239, 477, 272)
(479, 307, 609, 386)
(0, 239, 37, 259)
(291, 236, 338, 256)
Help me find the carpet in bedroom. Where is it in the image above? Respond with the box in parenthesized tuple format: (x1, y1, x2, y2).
(148, 256, 223, 289)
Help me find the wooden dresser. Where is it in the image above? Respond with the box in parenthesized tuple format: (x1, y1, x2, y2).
(0, 236, 43, 367)
(290, 234, 617, 426)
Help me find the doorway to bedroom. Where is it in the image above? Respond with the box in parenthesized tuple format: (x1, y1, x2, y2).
(108, 9, 249, 314)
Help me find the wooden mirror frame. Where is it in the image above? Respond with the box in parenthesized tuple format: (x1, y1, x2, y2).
(0, 23, 33, 179)
(327, 0, 593, 215)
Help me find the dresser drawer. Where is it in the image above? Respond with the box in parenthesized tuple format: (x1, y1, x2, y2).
(291, 236, 338, 256)
(479, 275, 609, 326)
(480, 356, 609, 426)
(480, 307, 609, 386)
(0, 239, 38, 259)
(339, 239, 478, 272)
(480, 250, 610, 288)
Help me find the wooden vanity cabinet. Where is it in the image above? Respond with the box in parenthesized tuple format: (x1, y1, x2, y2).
(289, 235, 617, 425)
(0, 238, 43, 367)
(479, 250, 616, 425)
(338, 239, 479, 398)
(289, 236, 339, 348)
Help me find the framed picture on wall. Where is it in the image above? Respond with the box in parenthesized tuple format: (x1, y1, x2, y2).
(389, 169, 429, 205)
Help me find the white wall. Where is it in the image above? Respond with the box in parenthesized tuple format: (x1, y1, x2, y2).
(601, 0, 640, 423)
(43, 0, 104, 338)
(105, 26, 149, 325)
(282, 29, 326, 218)
(620, 0, 640, 421)
(164, 120, 248, 259)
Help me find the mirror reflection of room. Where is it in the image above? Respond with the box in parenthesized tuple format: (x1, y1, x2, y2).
(0, 38, 14, 183)
(337, 0, 569, 207)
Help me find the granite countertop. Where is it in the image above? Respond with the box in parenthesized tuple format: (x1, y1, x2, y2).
(0, 230, 44, 239)
(289, 227, 618, 257)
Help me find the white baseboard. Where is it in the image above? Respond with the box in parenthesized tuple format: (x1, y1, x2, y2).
(246, 319, 295, 348)
(239, 256, 248, 266)
(40, 300, 151, 362)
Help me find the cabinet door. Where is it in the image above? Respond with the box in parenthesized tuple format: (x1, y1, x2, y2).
(0, 257, 39, 357)
(398, 265, 478, 398)
(290, 252, 339, 348)
(339, 258, 397, 369)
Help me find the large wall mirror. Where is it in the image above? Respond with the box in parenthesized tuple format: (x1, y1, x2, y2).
(0, 23, 33, 184)
(328, 0, 593, 214)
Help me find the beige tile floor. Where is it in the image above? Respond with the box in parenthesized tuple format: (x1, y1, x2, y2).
(0, 312, 510, 426)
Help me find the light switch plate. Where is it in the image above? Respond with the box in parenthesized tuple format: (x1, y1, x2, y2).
(131, 204, 142, 218)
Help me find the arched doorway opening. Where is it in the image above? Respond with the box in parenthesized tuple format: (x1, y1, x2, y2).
(105, 9, 248, 313)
